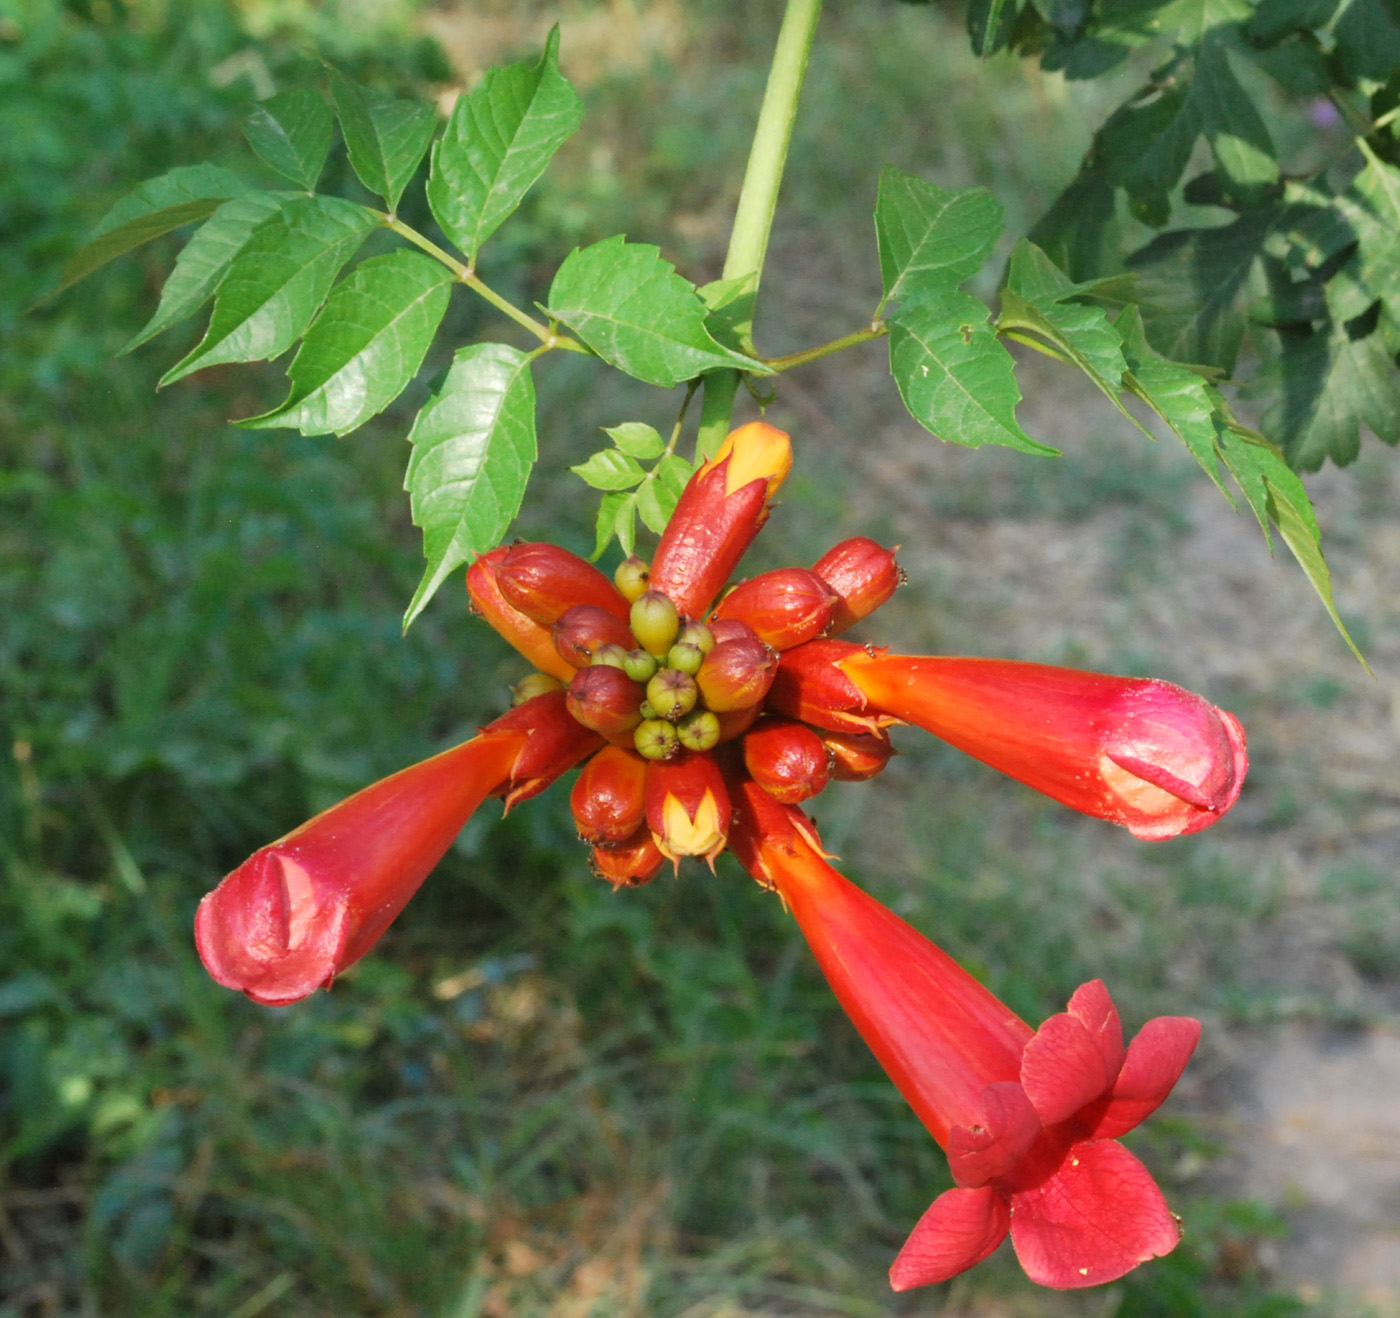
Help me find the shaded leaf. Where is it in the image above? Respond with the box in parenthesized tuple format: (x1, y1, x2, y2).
(121, 191, 298, 354)
(328, 69, 438, 212)
(571, 449, 646, 490)
(1195, 36, 1279, 198)
(875, 168, 1003, 304)
(604, 423, 665, 459)
(1330, 147, 1400, 324)
(161, 196, 379, 385)
(48, 164, 249, 300)
(404, 343, 537, 627)
(547, 236, 769, 387)
(240, 250, 453, 436)
(1334, 0, 1400, 82)
(888, 292, 1055, 455)
(427, 26, 583, 261)
(243, 89, 334, 191)
(592, 492, 637, 560)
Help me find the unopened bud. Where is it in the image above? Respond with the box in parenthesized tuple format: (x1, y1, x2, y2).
(634, 717, 680, 761)
(571, 745, 647, 846)
(630, 590, 680, 657)
(767, 639, 897, 736)
(623, 649, 659, 683)
(712, 567, 838, 650)
(468, 548, 576, 682)
(695, 635, 779, 712)
(678, 620, 715, 654)
(743, 719, 831, 804)
(677, 709, 721, 752)
(715, 705, 761, 742)
(566, 665, 644, 740)
(813, 537, 904, 634)
(496, 542, 631, 626)
(613, 556, 651, 602)
(590, 824, 665, 888)
(707, 617, 758, 647)
(592, 643, 630, 669)
(553, 604, 635, 667)
(646, 667, 699, 720)
(512, 672, 565, 706)
(666, 641, 706, 676)
(644, 751, 731, 866)
(821, 728, 896, 781)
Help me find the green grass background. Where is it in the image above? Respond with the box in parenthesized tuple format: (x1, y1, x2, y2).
(3, 1, 1385, 1314)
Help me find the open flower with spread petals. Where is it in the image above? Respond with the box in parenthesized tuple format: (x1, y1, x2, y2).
(729, 780, 1200, 1291)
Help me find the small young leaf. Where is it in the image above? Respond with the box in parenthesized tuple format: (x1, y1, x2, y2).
(240, 249, 454, 436)
(875, 168, 1003, 304)
(636, 454, 692, 534)
(403, 343, 537, 628)
(571, 449, 646, 490)
(888, 292, 1055, 455)
(161, 196, 379, 386)
(243, 89, 334, 191)
(547, 236, 769, 387)
(427, 26, 584, 261)
(1217, 425, 1367, 666)
(604, 422, 665, 459)
(121, 191, 300, 354)
(593, 491, 638, 559)
(327, 69, 438, 212)
(47, 164, 249, 300)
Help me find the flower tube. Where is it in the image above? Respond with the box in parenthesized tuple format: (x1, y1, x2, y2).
(839, 652, 1247, 840)
(730, 782, 1199, 1291)
(195, 692, 599, 1006)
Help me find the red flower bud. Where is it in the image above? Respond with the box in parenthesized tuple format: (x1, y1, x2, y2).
(194, 693, 591, 1006)
(842, 653, 1248, 840)
(707, 617, 759, 647)
(645, 751, 731, 867)
(743, 718, 831, 804)
(566, 665, 644, 741)
(495, 542, 631, 626)
(767, 639, 900, 736)
(820, 728, 896, 782)
(650, 422, 792, 618)
(590, 824, 666, 889)
(695, 634, 779, 712)
(712, 568, 838, 650)
(813, 537, 904, 634)
(552, 604, 636, 667)
(715, 705, 762, 742)
(467, 548, 576, 683)
(571, 745, 647, 845)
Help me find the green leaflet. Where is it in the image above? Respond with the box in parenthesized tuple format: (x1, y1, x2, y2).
(874, 168, 1003, 307)
(160, 196, 379, 386)
(240, 250, 454, 436)
(403, 343, 537, 628)
(427, 26, 584, 261)
(547, 236, 769, 388)
(328, 69, 438, 213)
(243, 88, 334, 191)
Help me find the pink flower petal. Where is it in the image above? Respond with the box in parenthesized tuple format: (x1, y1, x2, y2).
(1009, 1139, 1181, 1289)
(1020, 981, 1125, 1126)
(948, 1081, 1042, 1188)
(1084, 1016, 1201, 1139)
(890, 1186, 1011, 1290)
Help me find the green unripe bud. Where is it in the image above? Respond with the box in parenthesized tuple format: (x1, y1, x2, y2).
(623, 649, 659, 684)
(638, 699, 659, 720)
(677, 709, 721, 752)
(634, 718, 680, 760)
(677, 620, 715, 654)
(591, 643, 630, 669)
(512, 672, 565, 706)
(646, 668, 698, 720)
(630, 590, 680, 657)
(614, 556, 651, 603)
(666, 641, 705, 675)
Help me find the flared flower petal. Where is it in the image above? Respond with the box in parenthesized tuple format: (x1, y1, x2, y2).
(1020, 980, 1126, 1127)
(840, 653, 1247, 839)
(1008, 1139, 1181, 1289)
(946, 1081, 1042, 1188)
(890, 1186, 1010, 1290)
(195, 693, 593, 1006)
(1082, 1015, 1202, 1140)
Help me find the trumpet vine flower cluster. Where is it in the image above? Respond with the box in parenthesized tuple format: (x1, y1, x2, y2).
(195, 421, 1247, 1292)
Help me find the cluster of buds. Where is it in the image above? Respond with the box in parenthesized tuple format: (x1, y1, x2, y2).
(193, 420, 1249, 1294)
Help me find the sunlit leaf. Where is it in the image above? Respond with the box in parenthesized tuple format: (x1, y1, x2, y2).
(875, 168, 1002, 305)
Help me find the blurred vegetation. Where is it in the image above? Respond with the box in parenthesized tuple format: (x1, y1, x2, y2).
(0, 0, 1352, 1314)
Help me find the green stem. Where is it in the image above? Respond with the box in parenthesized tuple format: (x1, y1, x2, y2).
(384, 215, 589, 354)
(696, 0, 823, 458)
(762, 322, 886, 373)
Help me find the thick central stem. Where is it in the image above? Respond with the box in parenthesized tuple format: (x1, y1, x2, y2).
(696, 0, 823, 458)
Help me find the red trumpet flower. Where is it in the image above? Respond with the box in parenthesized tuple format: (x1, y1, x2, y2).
(729, 782, 1199, 1292)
